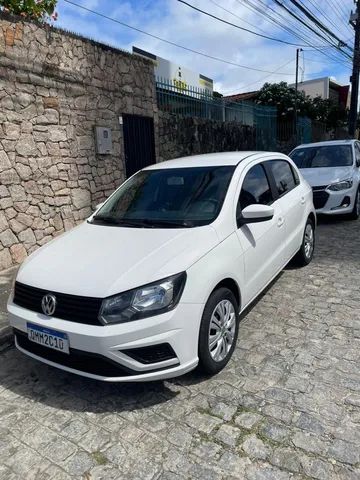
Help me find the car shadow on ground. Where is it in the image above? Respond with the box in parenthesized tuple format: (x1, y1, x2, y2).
(0, 269, 288, 413)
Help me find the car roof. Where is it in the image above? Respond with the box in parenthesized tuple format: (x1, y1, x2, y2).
(293, 139, 356, 149)
(144, 151, 286, 169)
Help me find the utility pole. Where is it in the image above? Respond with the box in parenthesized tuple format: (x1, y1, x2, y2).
(349, 0, 360, 137)
(294, 48, 302, 143)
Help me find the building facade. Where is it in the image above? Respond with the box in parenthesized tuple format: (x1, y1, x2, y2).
(290, 77, 350, 109)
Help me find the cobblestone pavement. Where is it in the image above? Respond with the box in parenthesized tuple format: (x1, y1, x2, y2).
(1, 218, 360, 480)
(0, 267, 17, 346)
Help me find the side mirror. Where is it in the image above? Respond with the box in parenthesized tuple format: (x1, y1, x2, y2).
(238, 204, 274, 226)
(356, 159, 360, 168)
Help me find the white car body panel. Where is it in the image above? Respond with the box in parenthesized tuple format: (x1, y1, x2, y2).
(8, 151, 315, 382)
(290, 140, 360, 215)
(16, 222, 219, 298)
(300, 166, 354, 187)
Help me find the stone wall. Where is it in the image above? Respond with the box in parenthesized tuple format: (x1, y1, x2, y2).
(158, 112, 256, 162)
(0, 13, 156, 270)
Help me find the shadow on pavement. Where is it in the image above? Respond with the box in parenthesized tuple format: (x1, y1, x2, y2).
(0, 269, 288, 411)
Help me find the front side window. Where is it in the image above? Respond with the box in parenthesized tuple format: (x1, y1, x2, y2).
(91, 166, 235, 228)
(290, 145, 353, 168)
(268, 160, 296, 196)
(238, 164, 273, 212)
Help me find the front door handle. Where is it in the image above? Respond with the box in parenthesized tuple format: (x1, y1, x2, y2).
(277, 216, 284, 227)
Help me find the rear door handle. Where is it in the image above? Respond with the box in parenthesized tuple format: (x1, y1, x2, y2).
(301, 196, 306, 205)
(277, 216, 284, 227)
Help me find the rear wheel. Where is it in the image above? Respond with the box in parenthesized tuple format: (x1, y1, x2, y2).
(349, 188, 360, 220)
(294, 218, 315, 267)
(198, 288, 239, 375)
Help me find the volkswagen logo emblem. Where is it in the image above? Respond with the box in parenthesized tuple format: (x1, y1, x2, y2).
(41, 294, 57, 316)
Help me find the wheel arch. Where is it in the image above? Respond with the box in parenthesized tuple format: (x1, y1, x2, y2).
(210, 277, 241, 310)
(308, 211, 316, 228)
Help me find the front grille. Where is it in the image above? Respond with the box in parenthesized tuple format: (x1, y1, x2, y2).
(312, 190, 329, 209)
(122, 343, 177, 364)
(14, 282, 103, 326)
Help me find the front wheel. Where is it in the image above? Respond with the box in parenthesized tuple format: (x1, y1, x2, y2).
(198, 288, 239, 375)
(349, 188, 360, 220)
(294, 218, 315, 267)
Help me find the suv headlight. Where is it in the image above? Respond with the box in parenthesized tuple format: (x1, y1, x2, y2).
(99, 272, 186, 324)
(327, 179, 353, 191)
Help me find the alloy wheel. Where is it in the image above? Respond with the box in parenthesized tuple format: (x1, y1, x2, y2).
(208, 299, 236, 362)
(304, 223, 314, 259)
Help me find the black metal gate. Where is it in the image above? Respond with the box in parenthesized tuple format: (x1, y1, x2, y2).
(122, 114, 156, 178)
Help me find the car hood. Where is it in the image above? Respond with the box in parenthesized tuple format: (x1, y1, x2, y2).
(300, 166, 354, 187)
(17, 222, 219, 298)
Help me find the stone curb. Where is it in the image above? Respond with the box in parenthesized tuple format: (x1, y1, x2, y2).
(0, 266, 18, 349)
(0, 326, 13, 350)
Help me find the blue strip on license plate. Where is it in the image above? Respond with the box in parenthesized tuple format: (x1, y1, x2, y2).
(26, 322, 69, 354)
(27, 323, 68, 339)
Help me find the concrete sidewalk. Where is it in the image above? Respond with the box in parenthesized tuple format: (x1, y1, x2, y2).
(0, 266, 17, 347)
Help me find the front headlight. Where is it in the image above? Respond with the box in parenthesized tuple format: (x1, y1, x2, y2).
(99, 272, 186, 324)
(327, 179, 353, 191)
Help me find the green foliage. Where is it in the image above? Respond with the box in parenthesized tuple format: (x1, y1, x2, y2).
(0, 0, 57, 21)
(255, 81, 347, 129)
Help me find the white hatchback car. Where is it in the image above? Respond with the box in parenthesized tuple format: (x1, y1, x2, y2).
(8, 152, 315, 382)
(290, 140, 360, 218)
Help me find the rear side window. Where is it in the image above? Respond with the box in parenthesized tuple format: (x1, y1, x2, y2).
(268, 160, 296, 197)
(238, 164, 273, 211)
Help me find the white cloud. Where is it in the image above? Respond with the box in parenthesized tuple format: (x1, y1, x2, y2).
(57, 0, 353, 94)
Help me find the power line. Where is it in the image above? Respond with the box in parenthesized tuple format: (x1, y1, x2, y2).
(237, 0, 352, 67)
(177, 0, 321, 47)
(222, 58, 295, 94)
(62, 0, 295, 75)
(288, 0, 351, 51)
(270, 0, 352, 59)
(208, 0, 269, 37)
(306, 0, 353, 37)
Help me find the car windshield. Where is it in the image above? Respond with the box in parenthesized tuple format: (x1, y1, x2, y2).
(290, 145, 353, 168)
(91, 166, 235, 228)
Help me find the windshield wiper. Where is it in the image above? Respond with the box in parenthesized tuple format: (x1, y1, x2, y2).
(91, 215, 192, 228)
(92, 215, 122, 225)
(136, 219, 192, 228)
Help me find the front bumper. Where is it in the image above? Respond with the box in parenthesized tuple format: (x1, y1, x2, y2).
(8, 301, 203, 382)
(312, 185, 357, 215)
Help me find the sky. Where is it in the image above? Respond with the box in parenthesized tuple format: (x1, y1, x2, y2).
(55, 0, 355, 95)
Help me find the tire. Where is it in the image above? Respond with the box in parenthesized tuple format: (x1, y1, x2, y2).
(294, 217, 315, 267)
(349, 188, 360, 220)
(198, 287, 239, 375)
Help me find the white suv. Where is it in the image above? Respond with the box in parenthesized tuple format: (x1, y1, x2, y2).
(8, 152, 315, 382)
(290, 140, 360, 219)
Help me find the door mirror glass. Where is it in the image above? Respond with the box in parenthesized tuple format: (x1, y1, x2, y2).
(239, 204, 274, 225)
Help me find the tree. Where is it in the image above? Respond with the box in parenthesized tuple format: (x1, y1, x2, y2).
(255, 81, 314, 119)
(255, 81, 347, 129)
(0, 0, 58, 21)
(311, 96, 347, 129)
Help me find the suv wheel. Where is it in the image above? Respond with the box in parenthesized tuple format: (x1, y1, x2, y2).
(198, 287, 239, 375)
(294, 218, 315, 266)
(349, 188, 360, 220)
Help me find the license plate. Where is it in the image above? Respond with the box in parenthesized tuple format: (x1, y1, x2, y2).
(27, 323, 69, 354)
